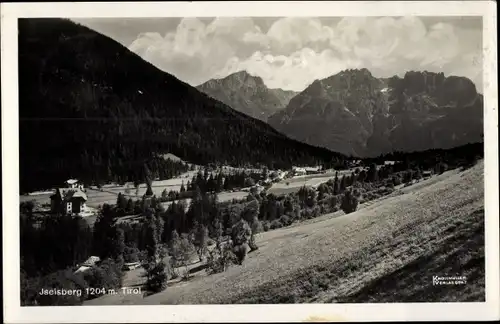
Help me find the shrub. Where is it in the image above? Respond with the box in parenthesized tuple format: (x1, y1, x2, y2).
(328, 195, 339, 209)
(279, 215, 291, 226)
(83, 258, 123, 298)
(233, 243, 250, 265)
(385, 179, 395, 189)
(231, 219, 252, 246)
(414, 168, 422, 180)
(340, 190, 359, 214)
(144, 260, 168, 292)
(438, 162, 448, 174)
(392, 176, 402, 186)
(463, 154, 480, 169)
(312, 206, 321, 218)
(404, 170, 414, 183)
(206, 248, 227, 274)
(244, 177, 255, 187)
(169, 233, 195, 280)
(123, 246, 140, 263)
(270, 219, 283, 230)
(262, 221, 270, 232)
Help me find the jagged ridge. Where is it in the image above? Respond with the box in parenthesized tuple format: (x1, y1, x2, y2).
(197, 71, 297, 121)
(268, 69, 483, 157)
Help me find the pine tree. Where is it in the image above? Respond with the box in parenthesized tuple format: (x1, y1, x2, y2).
(203, 167, 209, 182)
(192, 222, 209, 262)
(111, 228, 126, 264)
(231, 219, 253, 264)
(242, 199, 261, 251)
(126, 198, 134, 214)
(404, 170, 414, 183)
(170, 233, 195, 280)
(333, 172, 340, 195)
(317, 183, 329, 201)
(92, 204, 119, 259)
(143, 211, 168, 292)
(215, 172, 224, 193)
(339, 175, 347, 193)
(358, 169, 367, 182)
(414, 167, 422, 181)
(367, 163, 379, 183)
(116, 193, 128, 210)
(212, 216, 224, 253)
(145, 181, 154, 197)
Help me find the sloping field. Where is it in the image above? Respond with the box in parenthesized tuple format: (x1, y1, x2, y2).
(88, 161, 484, 305)
(268, 169, 354, 195)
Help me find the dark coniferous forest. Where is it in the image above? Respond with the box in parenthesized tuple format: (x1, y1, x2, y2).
(19, 18, 346, 193)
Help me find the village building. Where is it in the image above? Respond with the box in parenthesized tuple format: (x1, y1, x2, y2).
(292, 167, 307, 176)
(251, 184, 264, 194)
(422, 170, 433, 178)
(74, 256, 101, 274)
(123, 261, 141, 271)
(263, 178, 273, 185)
(276, 171, 287, 180)
(65, 178, 84, 190)
(304, 166, 322, 175)
(50, 179, 88, 215)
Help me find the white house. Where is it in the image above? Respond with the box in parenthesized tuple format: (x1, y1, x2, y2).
(278, 171, 286, 179)
(65, 179, 84, 190)
(74, 256, 101, 274)
(123, 262, 141, 271)
(50, 179, 88, 215)
(292, 167, 307, 176)
(304, 166, 321, 175)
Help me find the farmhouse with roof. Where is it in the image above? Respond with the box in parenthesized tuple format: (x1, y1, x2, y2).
(74, 256, 101, 274)
(50, 179, 88, 215)
(292, 167, 307, 176)
(65, 179, 82, 189)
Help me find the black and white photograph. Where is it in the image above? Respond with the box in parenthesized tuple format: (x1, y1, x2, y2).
(2, 1, 499, 322)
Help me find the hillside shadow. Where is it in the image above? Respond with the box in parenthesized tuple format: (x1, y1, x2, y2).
(335, 209, 485, 303)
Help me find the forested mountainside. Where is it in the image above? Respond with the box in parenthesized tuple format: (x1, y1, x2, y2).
(197, 71, 297, 121)
(268, 68, 483, 157)
(19, 18, 345, 192)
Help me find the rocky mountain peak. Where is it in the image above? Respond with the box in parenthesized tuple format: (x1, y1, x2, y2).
(268, 69, 483, 157)
(197, 71, 297, 121)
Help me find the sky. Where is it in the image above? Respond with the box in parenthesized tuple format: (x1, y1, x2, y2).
(72, 16, 483, 92)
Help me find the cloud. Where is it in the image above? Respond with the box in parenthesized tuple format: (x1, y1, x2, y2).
(127, 16, 483, 92)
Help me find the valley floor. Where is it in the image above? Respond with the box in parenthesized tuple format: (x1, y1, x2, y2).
(85, 161, 484, 305)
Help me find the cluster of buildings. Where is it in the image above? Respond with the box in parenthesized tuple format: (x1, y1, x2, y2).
(73, 255, 140, 274)
(74, 256, 101, 274)
(291, 166, 322, 176)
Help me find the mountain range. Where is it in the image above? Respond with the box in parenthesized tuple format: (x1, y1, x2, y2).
(18, 18, 344, 192)
(268, 68, 483, 157)
(197, 71, 297, 121)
